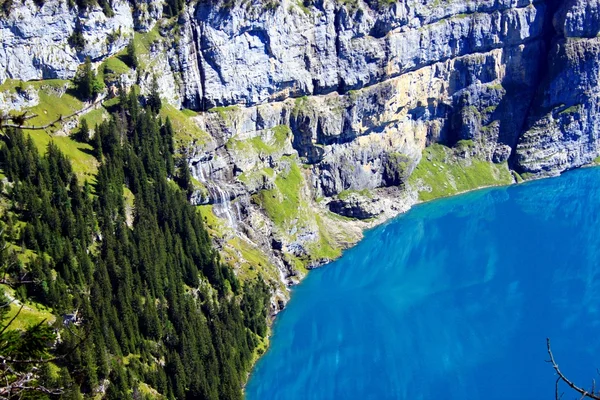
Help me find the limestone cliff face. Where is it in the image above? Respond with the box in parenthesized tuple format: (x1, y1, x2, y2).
(182, 0, 544, 108)
(1, 0, 599, 304)
(0, 0, 134, 83)
(515, 1, 600, 176)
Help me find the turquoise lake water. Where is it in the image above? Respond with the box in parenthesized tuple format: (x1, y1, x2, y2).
(245, 167, 600, 400)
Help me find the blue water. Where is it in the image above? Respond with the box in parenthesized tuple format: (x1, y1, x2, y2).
(246, 167, 600, 400)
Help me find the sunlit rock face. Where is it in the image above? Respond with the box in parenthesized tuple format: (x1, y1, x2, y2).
(2, 0, 600, 295)
(0, 0, 136, 83)
(516, 0, 600, 177)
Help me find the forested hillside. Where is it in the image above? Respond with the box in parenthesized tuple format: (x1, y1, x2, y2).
(0, 86, 270, 399)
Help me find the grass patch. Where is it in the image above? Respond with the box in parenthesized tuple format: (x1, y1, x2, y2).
(25, 131, 98, 182)
(228, 125, 291, 157)
(559, 104, 580, 115)
(123, 186, 135, 225)
(132, 24, 162, 69)
(0, 79, 20, 93)
(80, 107, 108, 129)
(306, 215, 342, 261)
(103, 56, 130, 75)
(292, 96, 309, 117)
(102, 96, 121, 111)
(2, 285, 56, 331)
(137, 382, 164, 399)
(197, 205, 225, 237)
(98, 56, 131, 84)
(254, 160, 303, 228)
(338, 188, 372, 200)
(238, 167, 275, 186)
(483, 105, 497, 114)
(207, 105, 239, 121)
(181, 108, 197, 117)
(226, 237, 278, 283)
(0, 78, 99, 180)
(160, 104, 210, 147)
(455, 139, 475, 150)
(409, 144, 513, 201)
(513, 171, 525, 183)
(24, 80, 82, 129)
(294, 0, 311, 15)
(520, 172, 535, 180)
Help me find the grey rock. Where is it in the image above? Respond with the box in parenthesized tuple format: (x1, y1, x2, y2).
(516, 36, 600, 177)
(183, 0, 545, 108)
(328, 192, 382, 219)
(0, 0, 133, 83)
(555, 0, 600, 38)
(492, 144, 512, 164)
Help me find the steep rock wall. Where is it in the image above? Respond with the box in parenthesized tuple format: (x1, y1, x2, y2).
(515, 0, 600, 176)
(183, 0, 545, 108)
(2, 0, 600, 301)
(0, 0, 134, 82)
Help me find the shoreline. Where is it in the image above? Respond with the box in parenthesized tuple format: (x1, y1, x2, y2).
(242, 162, 600, 395)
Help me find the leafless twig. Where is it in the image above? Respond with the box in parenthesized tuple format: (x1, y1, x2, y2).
(0, 96, 105, 132)
(547, 338, 600, 400)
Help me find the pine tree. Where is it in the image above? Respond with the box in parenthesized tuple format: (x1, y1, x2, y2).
(126, 40, 139, 69)
(75, 57, 104, 100)
(177, 159, 193, 199)
(0, 89, 273, 399)
(0, 232, 61, 397)
(146, 75, 162, 114)
(76, 118, 90, 142)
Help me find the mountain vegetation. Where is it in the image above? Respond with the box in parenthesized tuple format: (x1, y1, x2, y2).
(0, 85, 271, 398)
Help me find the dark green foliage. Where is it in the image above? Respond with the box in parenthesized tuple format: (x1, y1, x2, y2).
(382, 152, 411, 186)
(75, 118, 90, 142)
(146, 75, 162, 114)
(98, 0, 114, 17)
(177, 157, 193, 199)
(0, 91, 271, 399)
(163, 0, 184, 17)
(0, 230, 65, 398)
(125, 40, 139, 69)
(75, 57, 104, 101)
(68, 24, 86, 52)
(241, 278, 270, 337)
(75, 0, 94, 11)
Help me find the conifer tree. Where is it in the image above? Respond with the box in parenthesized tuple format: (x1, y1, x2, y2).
(126, 40, 139, 69)
(75, 57, 104, 100)
(146, 75, 162, 114)
(76, 118, 90, 142)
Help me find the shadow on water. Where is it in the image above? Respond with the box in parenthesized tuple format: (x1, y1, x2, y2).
(247, 168, 600, 400)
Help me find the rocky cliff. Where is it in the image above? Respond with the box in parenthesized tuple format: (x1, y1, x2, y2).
(1, 0, 598, 307)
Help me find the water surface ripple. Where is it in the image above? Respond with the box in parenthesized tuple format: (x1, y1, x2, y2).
(246, 168, 600, 400)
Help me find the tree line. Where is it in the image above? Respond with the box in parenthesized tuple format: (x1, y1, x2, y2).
(0, 85, 270, 399)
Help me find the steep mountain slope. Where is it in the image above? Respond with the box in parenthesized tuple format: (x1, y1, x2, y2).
(0, 1, 599, 395)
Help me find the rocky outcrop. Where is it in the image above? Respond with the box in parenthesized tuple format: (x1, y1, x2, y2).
(184, 0, 545, 108)
(515, 0, 600, 177)
(0, 0, 134, 83)
(2, 0, 600, 301)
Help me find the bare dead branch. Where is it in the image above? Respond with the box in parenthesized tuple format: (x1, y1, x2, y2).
(547, 338, 600, 400)
(556, 377, 563, 400)
(0, 95, 105, 132)
(0, 305, 23, 336)
(0, 325, 91, 365)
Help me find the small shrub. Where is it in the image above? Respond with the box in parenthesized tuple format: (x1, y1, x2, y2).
(68, 25, 85, 52)
(125, 40, 139, 69)
(75, 57, 105, 101)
